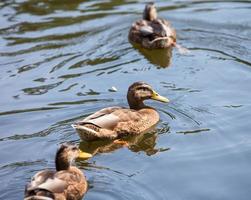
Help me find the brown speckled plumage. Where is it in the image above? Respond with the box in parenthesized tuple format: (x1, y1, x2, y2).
(24, 144, 88, 200)
(72, 82, 169, 141)
(129, 3, 176, 49)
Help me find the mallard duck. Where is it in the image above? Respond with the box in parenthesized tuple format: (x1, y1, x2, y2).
(129, 3, 176, 49)
(24, 144, 92, 200)
(129, 3, 189, 54)
(72, 82, 169, 141)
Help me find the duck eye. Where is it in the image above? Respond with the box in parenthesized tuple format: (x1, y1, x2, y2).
(138, 87, 148, 92)
(72, 146, 78, 151)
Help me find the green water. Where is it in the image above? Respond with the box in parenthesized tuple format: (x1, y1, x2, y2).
(0, 0, 251, 199)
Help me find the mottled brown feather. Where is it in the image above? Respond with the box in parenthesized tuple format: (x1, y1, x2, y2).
(72, 82, 168, 141)
(25, 145, 88, 200)
(128, 3, 176, 49)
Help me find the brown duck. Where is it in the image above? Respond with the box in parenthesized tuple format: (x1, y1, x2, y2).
(24, 144, 92, 200)
(72, 82, 169, 141)
(129, 3, 187, 53)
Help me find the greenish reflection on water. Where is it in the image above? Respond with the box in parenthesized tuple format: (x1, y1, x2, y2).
(0, 0, 251, 199)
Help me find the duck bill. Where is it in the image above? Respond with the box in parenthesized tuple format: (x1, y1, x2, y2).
(78, 150, 92, 159)
(151, 90, 169, 103)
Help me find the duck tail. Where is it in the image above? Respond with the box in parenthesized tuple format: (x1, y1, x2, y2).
(71, 123, 99, 135)
(24, 187, 55, 200)
(72, 123, 101, 141)
(173, 43, 190, 54)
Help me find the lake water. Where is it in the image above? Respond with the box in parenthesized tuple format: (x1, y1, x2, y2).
(0, 0, 251, 199)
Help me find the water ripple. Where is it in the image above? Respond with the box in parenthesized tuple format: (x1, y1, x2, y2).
(1, 1, 251, 200)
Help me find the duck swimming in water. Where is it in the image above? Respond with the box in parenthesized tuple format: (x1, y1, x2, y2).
(24, 144, 92, 200)
(72, 82, 169, 141)
(129, 3, 187, 53)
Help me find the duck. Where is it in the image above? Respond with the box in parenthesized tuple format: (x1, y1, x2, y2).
(72, 81, 169, 141)
(129, 3, 187, 53)
(24, 143, 92, 200)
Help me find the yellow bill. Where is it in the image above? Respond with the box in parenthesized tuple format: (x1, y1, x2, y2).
(151, 90, 169, 103)
(78, 150, 92, 159)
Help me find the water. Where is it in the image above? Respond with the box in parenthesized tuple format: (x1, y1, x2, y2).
(0, 0, 251, 199)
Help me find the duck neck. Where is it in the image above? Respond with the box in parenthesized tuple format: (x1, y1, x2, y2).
(127, 97, 146, 110)
(55, 154, 70, 171)
(143, 9, 157, 21)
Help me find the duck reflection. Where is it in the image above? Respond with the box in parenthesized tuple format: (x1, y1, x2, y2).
(79, 132, 168, 156)
(133, 43, 173, 68)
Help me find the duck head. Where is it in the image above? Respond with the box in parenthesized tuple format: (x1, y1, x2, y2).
(143, 2, 157, 21)
(127, 82, 169, 109)
(55, 143, 92, 171)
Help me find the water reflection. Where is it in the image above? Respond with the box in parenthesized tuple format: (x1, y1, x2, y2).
(1, 0, 251, 200)
(132, 43, 173, 68)
(22, 81, 63, 95)
(80, 161, 164, 200)
(79, 131, 169, 156)
(176, 128, 210, 134)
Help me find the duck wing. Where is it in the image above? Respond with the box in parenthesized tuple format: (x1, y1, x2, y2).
(82, 107, 122, 121)
(139, 25, 154, 36)
(75, 107, 125, 130)
(74, 107, 143, 131)
(25, 170, 67, 194)
(139, 21, 171, 39)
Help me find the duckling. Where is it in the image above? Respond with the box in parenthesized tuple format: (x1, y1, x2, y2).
(72, 82, 169, 141)
(129, 3, 187, 53)
(24, 144, 92, 200)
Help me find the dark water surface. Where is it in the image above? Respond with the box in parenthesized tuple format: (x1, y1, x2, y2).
(1, 0, 251, 199)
